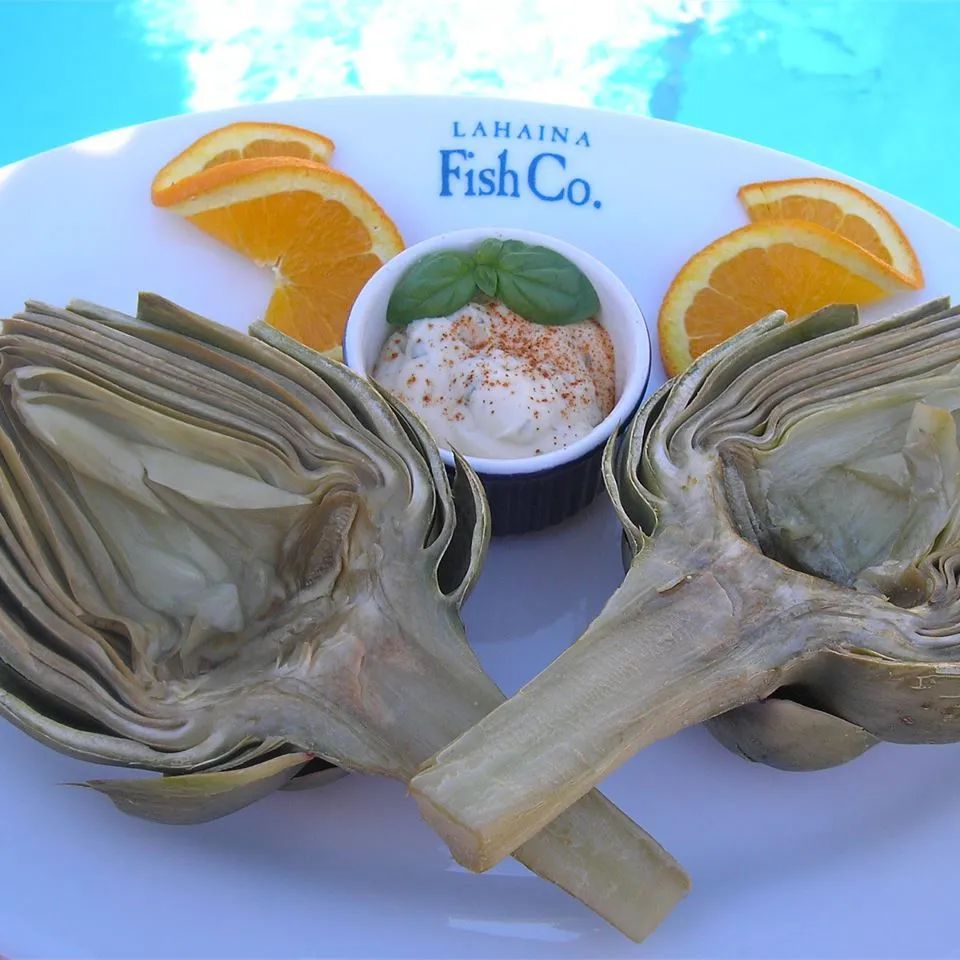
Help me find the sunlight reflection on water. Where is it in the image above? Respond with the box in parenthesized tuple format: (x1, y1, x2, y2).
(121, 0, 960, 225)
(130, 0, 733, 114)
(3, 1, 959, 224)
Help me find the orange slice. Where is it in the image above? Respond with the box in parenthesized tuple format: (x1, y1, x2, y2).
(739, 177, 923, 289)
(658, 220, 916, 377)
(152, 121, 335, 204)
(156, 156, 404, 353)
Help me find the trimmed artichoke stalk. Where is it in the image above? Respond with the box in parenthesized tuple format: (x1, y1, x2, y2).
(0, 295, 687, 942)
(411, 298, 960, 873)
(615, 525, 881, 773)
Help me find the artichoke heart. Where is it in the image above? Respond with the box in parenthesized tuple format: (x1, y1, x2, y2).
(0, 294, 687, 943)
(411, 298, 960, 879)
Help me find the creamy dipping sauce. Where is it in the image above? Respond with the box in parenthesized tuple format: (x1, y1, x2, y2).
(373, 300, 616, 459)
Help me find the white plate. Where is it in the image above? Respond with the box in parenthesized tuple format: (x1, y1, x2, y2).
(1, 96, 958, 960)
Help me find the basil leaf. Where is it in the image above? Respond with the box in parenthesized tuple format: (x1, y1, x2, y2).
(493, 241, 600, 326)
(474, 263, 499, 298)
(573, 270, 602, 324)
(387, 251, 477, 326)
(475, 238, 504, 266)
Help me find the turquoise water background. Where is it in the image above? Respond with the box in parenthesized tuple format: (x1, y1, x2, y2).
(2, 0, 958, 225)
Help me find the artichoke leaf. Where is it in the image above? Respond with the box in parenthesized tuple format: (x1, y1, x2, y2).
(0, 679, 237, 771)
(706, 697, 878, 771)
(79, 751, 312, 824)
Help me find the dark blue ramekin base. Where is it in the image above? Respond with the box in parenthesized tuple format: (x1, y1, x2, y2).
(473, 443, 608, 537)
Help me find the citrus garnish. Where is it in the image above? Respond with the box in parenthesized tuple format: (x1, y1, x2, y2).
(155, 156, 404, 353)
(658, 220, 915, 377)
(739, 177, 923, 289)
(151, 121, 335, 205)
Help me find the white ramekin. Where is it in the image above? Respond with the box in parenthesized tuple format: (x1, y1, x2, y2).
(343, 227, 651, 535)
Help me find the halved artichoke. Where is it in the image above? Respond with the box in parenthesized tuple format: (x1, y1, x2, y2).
(411, 298, 960, 877)
(0, 294, 687, 941)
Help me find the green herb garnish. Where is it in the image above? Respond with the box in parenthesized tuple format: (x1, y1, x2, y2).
(386, 239, 601, 327)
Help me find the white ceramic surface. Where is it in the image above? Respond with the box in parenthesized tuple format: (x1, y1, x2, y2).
(344, 226, 650, 475)
(1, 96, 959, 960)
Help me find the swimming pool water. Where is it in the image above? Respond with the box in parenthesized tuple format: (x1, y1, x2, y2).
(2, 0, 958, 225)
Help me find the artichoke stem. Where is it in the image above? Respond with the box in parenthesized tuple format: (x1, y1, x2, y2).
(272, 607, 690, 943)
(410, 534, 801, 872)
